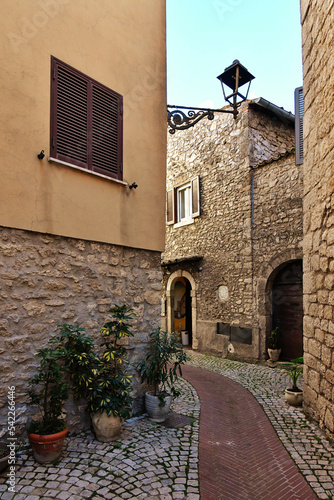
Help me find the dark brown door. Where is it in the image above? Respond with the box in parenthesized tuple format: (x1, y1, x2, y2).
(272, 261, 303, 360)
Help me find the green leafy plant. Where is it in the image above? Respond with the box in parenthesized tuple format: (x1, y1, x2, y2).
(283, 357, 304, 391)
(57, 304, 135, 419)
(137, 328, 188, 402)
(268, 326, 281, 350)
(26, 347, 69, 435)
(52, 324, 98, 399)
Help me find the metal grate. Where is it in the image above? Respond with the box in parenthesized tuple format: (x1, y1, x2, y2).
(158, 411, 195, 428)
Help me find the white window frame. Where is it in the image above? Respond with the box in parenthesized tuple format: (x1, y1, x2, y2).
(175, 182, 192, 227)
(166, 176, 200, 227)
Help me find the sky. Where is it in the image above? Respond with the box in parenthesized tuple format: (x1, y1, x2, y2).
(167, 0, 303, 114)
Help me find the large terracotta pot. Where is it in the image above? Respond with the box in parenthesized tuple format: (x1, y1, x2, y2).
(91, 412, 124, 442)
(145, 391, 172, 423)
(28, 427, 68, 464)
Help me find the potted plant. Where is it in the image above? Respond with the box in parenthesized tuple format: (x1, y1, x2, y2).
(283, 356, 304, 406)
(57, 304, 134, 442)
(26, 347, 69, 464)
(137, 328, 188, 423)
(267, 326, 281, 362)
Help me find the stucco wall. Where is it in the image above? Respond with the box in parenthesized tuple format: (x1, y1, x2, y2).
(301, 0, 334, 437)
(0, 226, 162, 436)
(0, 0, 166, 252)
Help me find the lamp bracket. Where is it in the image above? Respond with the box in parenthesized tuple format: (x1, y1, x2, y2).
(167, 105, 234, 134)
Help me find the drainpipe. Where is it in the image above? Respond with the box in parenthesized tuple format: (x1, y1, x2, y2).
(250, 165, 261, 359)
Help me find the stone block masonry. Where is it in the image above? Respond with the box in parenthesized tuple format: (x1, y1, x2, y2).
(301, 0, 334, 438)
(163, 101, 302, 361)
(0, 226, 162, 436)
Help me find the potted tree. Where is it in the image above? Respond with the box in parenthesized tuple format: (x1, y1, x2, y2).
(57, 304, 134, 442)
(26, 347, 69, 464)
(267, 326, 281, 362)
(283, 357, 304, 406)
(137, 328, 188, 423)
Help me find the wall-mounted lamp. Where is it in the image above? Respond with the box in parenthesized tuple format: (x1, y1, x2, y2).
(217, 60, 255, 117)
(129, 182, 138, 190)
(167, 60, 255, 134)
(37, 150, 45, 159)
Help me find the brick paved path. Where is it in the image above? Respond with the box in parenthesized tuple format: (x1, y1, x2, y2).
(182, 364, 318, 500)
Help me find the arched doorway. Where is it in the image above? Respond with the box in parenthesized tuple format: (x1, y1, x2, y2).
(173, 277, 192, 346)
(166, 270, 198, 349)
(272, 260, 303, 360)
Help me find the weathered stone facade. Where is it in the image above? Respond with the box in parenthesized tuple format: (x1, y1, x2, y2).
(162, 100, 303, 362)
(0, 226, 162, 436)
(301, 0, 334, 437)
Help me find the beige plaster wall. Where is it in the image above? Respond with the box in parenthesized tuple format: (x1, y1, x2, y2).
(0, 0, 166, 251)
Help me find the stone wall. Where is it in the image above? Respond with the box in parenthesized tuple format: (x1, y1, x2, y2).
(0, 226, 162, 437)
(163, 101, 302, 360)
(301, 0, 334, 437)
(165, 106, 252, 328)
(248, 103, 295, 166)
(252, 151, 303, 357)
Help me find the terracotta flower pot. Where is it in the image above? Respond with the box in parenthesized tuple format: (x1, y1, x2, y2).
(91, 412, 124, 442)
(28, 426, 68, 464)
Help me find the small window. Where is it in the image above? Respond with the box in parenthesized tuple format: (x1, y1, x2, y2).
(50, 56, 123, 180)
(177, 183, 192, 224)
(166, 176, 200, 226)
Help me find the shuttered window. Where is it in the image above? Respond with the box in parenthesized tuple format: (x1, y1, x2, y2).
(166, 176, 200, 226)
(50, 56, 123, 180)
(166, 189, 176, 225)
(295, 86, 304, 165)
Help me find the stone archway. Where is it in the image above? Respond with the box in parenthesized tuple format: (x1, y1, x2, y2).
(166, 270, 198, 349)
(272, 261, 303, 360)
(257, 249, 303, 359)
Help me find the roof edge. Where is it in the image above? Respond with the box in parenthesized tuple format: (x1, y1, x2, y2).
(250, 97, 295, 125)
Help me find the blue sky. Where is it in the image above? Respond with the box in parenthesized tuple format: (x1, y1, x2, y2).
(167, 0, 303, 113)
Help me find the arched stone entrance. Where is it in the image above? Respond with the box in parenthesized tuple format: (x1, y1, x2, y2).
(166, 270, 198, 349)
(272, 260, 303, 360)
(257, 250, 303, 360)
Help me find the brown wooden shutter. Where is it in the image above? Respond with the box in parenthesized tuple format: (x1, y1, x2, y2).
(295, 87, 304, 165)
(51, 60, 88, 168)
(51, 56, 123, 180)
(191, 176, 200, 218)
(166, 189, 175, 225)
(91, 83, 123, 179)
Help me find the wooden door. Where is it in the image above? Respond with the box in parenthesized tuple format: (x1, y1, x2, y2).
(272, 261, 303, 360)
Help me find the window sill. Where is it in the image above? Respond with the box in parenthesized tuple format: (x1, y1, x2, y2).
(48, 157, 127, 186)
(174, 219, 194, 228)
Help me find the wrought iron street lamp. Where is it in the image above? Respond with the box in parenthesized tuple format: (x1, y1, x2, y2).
(167, 60, 255, 134)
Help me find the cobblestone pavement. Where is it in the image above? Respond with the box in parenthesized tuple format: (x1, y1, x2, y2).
(0, 351, 333, 499)
(187, 352, 334, 500)
(0, 378, 200, 500)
